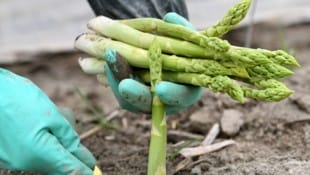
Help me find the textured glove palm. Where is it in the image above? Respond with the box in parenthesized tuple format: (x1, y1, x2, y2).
(0, 68, 96, 175)
(104, 13, 202, 114)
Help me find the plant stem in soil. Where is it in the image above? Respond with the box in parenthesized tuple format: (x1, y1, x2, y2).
(147, 38, 167, 175)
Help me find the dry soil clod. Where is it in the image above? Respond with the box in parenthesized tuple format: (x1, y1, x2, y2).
(220, 109, 244, 136)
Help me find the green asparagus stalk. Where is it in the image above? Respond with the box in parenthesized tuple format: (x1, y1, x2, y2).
(120, 18, 230, 53)
(88, 16, 229, 57)
(147, 39, 166, 175)
(136, 70, 292, 102)
(201, 0, 253, 37)
(137, 70, 244, 102)
(74, 33, 249, 78)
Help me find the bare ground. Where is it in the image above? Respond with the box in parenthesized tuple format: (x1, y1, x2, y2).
(1, 23, 310, 175)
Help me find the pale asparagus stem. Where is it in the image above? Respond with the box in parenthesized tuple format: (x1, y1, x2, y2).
(74, 33, 249, 78)
(148, 39, 167, 175)
(78, 57, 105, 74)
(87, 16, 218, 58)
(120, 18, 230, 52)
(137, 70, 245, 102)
(201, 0, 253, 37)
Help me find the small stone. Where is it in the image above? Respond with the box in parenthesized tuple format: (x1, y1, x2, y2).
(190, 107, 213, 124)
(191, 165, 202, 175)
(220, 109, 244, 136)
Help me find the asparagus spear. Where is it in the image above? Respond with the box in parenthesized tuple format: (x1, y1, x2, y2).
(136, 70, 292, 102)
(246, 63, 293, 81)
(89, 16, 230, 54)
(201, 0, 253, 37)
(147, 39, 166, 175)
(137, 70, 244, 102)
(232, 47, 300, 67)
(254, 48, 299, 67)
(87, 16, 221, 58)
(74, 33, 249, 78)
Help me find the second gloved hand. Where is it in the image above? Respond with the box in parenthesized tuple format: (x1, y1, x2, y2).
(104, 13, 202, 115)
(0, 68, 96, 175)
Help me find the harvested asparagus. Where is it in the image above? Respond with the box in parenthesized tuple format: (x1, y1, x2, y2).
(75, 0, 299, 103)
(75, 33, 249, 78)
(88, 16, 230, 55)
(75, 33, 295, 81)
(75, 33, 296, 102)
(92, 16, 298, 68)
(136, 70, 292, 102)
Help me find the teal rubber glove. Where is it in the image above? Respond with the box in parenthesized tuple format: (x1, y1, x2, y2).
(0, 68, 96, 175)
(105, 12, 202, 115)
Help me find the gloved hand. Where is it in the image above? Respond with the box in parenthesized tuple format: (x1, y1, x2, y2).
(104, 12, 202, 114)
(0, 68, 96, 175)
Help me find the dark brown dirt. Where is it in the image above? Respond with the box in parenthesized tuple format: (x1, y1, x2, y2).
(1, 23, 310, 175)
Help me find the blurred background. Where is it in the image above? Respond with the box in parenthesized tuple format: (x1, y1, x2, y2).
(1, 0, 309, 63)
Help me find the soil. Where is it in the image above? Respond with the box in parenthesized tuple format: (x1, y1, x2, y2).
(1, 23, 310, 175)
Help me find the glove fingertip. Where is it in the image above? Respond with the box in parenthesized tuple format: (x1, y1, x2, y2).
(104, 49, 117, 64)
(156, 81, 203, 107)
(59, 108, 76, 127)
(163, 12, 195, 30)
(74, 144, 97, 169)
(118, 79, 152, 113)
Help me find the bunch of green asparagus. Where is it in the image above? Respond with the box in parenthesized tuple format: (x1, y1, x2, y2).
(75, 0, 298, 103)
